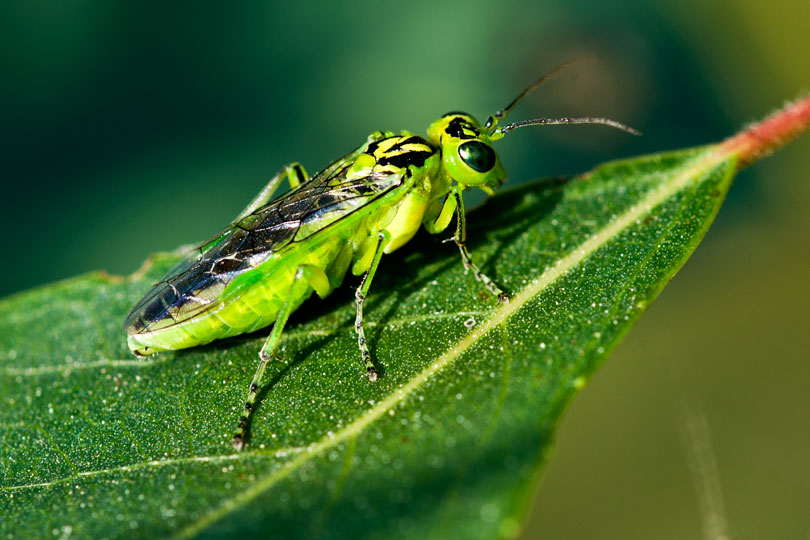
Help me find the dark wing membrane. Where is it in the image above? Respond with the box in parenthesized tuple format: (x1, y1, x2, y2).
(124, 161, 405, 334)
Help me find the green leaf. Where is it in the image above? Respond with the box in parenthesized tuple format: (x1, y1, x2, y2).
(0, 96, 804, 539)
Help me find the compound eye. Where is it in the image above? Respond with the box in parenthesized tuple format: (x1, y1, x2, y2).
(458, 141, 495, 172)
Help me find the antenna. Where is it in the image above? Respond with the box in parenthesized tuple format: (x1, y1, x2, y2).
(495, 116, 641, 137)
(485, 58, 641, 139)
(485, 57, 599, 130)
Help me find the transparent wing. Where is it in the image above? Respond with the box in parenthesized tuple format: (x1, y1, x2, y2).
(124, 158, 405, 335)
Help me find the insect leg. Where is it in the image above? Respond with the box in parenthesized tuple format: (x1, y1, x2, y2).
(355, 230, 391, 381)
(422, 192, 457, 235)
(231, 265, 315, 450)
(365, 130, 394, 143)
(235, 162, 309, 220)
(449, 186, 508, 303)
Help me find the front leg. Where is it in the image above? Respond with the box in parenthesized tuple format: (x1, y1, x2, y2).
(425, 187, 508, 303)
(449, 186, 508, 303)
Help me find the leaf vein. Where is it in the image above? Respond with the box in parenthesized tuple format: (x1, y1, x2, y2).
(0, 447, 306, 491)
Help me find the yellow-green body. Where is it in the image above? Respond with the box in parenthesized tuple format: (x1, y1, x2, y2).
(124, 128, 472, 355)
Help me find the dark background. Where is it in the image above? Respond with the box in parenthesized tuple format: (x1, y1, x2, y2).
(1, 1, 808, 538)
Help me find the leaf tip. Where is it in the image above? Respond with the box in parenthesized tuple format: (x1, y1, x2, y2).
(720, 94, 810, 169)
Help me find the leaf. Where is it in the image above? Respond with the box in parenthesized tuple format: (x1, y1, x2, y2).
(1, 97, 808, 539)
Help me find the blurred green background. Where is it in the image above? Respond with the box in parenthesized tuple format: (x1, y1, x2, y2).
(1, 1, 808, 538)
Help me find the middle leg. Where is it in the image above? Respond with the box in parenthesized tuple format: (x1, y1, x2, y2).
(355, 230, 391, 381)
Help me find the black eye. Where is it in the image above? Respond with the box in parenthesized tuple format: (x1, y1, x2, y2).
(458, 141, 495, 172)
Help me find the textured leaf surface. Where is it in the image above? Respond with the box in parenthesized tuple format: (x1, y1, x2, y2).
(1, 144, 740, 539)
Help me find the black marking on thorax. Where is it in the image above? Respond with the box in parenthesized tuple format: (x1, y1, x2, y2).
(366, 135, 436, 170)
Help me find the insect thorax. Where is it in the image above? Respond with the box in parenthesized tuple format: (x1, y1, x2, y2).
(363, 134, 436, 175)
(355, 133, 447, 255)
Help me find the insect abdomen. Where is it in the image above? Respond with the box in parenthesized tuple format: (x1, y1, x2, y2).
(127, 237, 348, 355)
